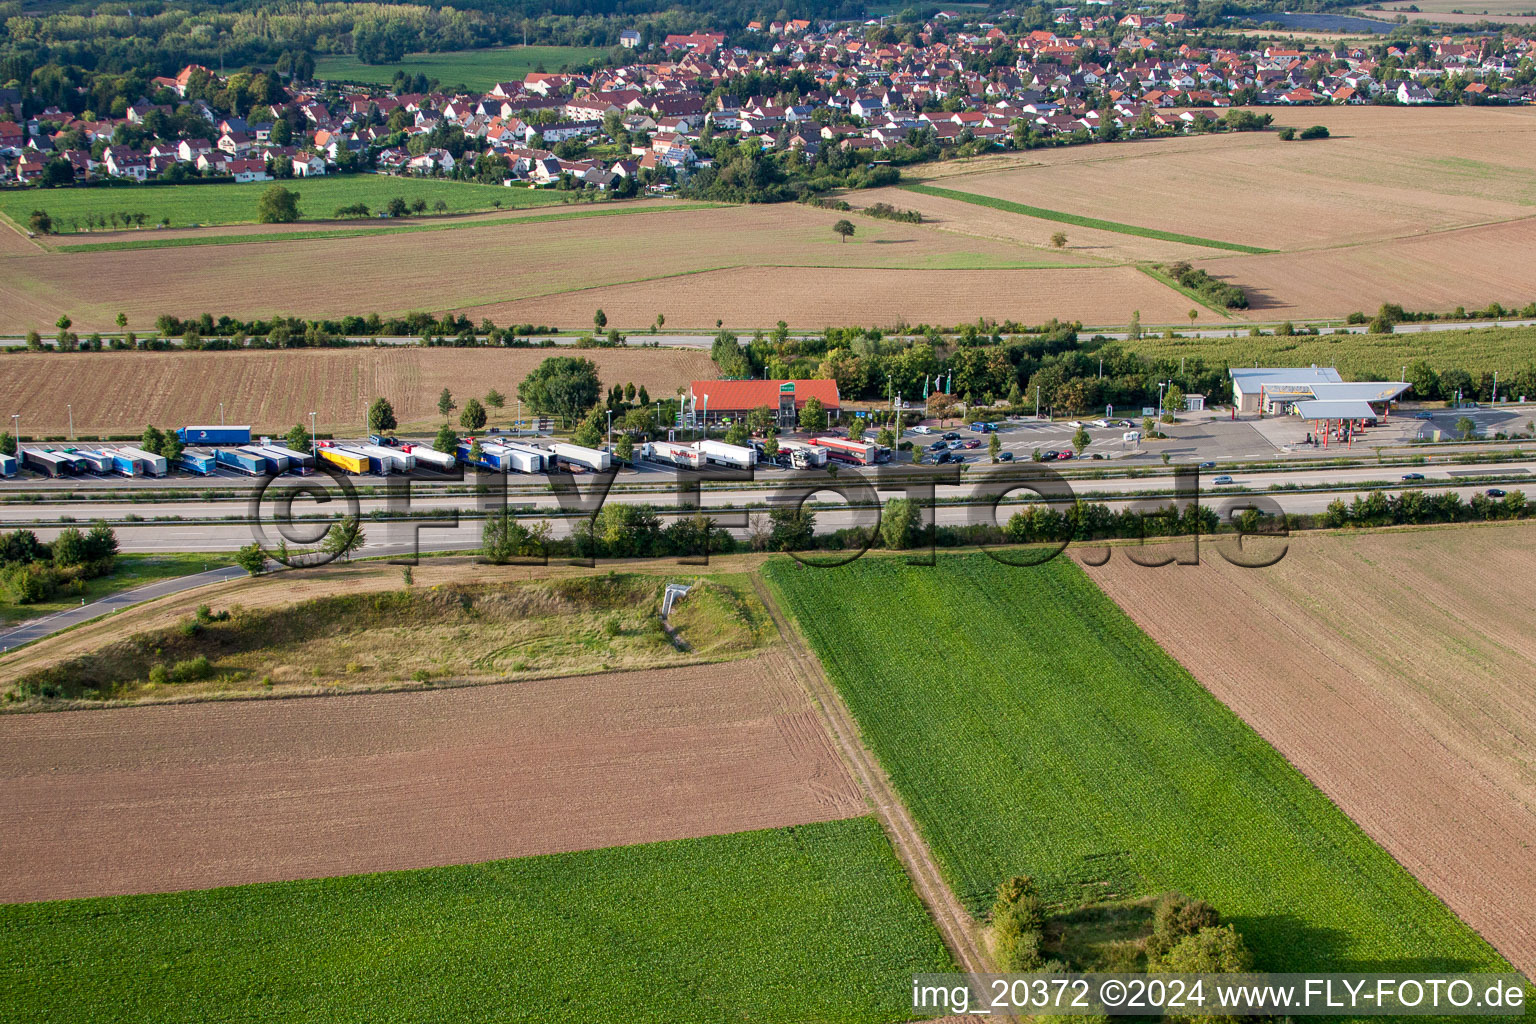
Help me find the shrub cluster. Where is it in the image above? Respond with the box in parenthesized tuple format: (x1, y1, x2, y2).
(0, 525, 118, 604)
(1161, 261, 1248, 309)
(863, 202, 923, 223)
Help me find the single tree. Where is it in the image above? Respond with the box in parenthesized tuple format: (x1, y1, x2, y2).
(799, 396, 828, 432)
(485, 388, 505, 411)
(321, 516, 366, 561)
(437, 388, 456, 420)
(115, 312, 128, 330)
(724, 421, 748, 446)
(286, 423, 311, 452)
(256, 185, 301, 224)
(434, 423, 459, 454)
(832, 218, 855, 243)
(847, 416, 866, 441)
(1187, 309, 1199, 329)
(0, 431, 14, 457)
(1456, 416, 1478, 440)
(55, 315, 71, 331)
(615, 433, 634, 462)
(235, 542, 267, 577)
(387, 196, 408, 217)
(762, 430, 779, 460)
(368, 397, 397, 433)
(460, 397, 487, 430)
(1073, 426, 1091, 456)
(989, 432, 1001, 462)
(28, 210, 52, 235)
(594, 308, 607, 330)
(141, 425, 165, 454)
(1050, 231, 1067, 248)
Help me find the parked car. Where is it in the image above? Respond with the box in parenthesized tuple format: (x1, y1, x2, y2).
(998, 451, 1015, 462)
(984, 422, 998, 432)
(929, 440, 947, 451)
(1414, 411, 1434, 420)
(969, 422, 986, 432)
(1089, 453, 1106, 460)
(942, 431, 960, 440)
(948, 454, 965, 464)
(1055, 451, 1073, 460)
(1039, 450, 1059, 459)
(933, 450, 953, 464)
(1486, 488, 1507, 498)
(963, 439, 981, 449)
(1067, 420, 1084, 429)
(1402, 472, 1425, 481)
(1213, 474, 1235, 485)
(1091, 419, 1110, 428)
(948, 440, 964, 449)
(913, 425, 932, 434)
(1117, 420, 1134, 428)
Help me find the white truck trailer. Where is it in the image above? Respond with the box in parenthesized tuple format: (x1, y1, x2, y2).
(549, 442, 611, 472)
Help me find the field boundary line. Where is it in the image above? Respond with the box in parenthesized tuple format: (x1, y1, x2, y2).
(899, 183, 1274, 254)
(751, 573, 992, 1000)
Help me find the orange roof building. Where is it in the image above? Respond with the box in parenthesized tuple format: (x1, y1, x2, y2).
(687, 379, 841, 428)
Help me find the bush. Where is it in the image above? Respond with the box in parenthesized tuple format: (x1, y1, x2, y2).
(1145, 892, 1221, 961)
(147, 664, 170, 685)
(1277, 126, 1296, 141)
(991, 875, 1047, 970)
(168, 655, 214, 682)
(1161, 261, 1247, 309)
(1299, 124, 1330, 140)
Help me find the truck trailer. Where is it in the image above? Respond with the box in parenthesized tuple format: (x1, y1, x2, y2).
(261, 445, 315, 472)
(403, 445, 456, 472)
(358, 444, 412, 473)
(548, 443, 612, 473)
(215, 448, 266, 475)
(642, 441, 702, 469)
(698, 439, 756, 470)
(21, 449, 72, 477)
(319, 446, 368, 475)
(71, 449, 114, 474)
(178, 425, 252, 446)
(500, 442, 550, 473)
(776, 440, 828, 469)
(177, 450, 217, 475)
(810, 436, 884, 465)
(116, 446, 168, 476)
(0, 452, 15, 478)
(239, 446, 287, 473)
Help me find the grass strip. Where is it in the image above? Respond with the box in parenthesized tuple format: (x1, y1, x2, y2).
(900, 183, 1274, 254)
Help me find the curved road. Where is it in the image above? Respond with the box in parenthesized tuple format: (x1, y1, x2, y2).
(0, 566, 247, 653)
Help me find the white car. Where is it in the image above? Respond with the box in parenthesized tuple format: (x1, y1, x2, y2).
(1067, 420, 1084, 429)
(1091, 419, 1110, 428)
(913, 425, 932, 434)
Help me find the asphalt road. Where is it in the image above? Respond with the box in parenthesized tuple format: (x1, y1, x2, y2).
(0, 565, 247, 652)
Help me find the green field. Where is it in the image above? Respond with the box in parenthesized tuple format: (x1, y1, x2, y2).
(1, 176, 564, 233)
(1121, 324, 1536, 378)
(315, 45, 609, 92)
(900, 183, 1274, 254)
(763, 554, 1508, 974)
(0, 552, 235, 628)
(0, 817, 954, 1023)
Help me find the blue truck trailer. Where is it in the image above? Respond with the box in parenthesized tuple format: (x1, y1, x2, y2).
(215, 448, 266, 475)
(177, 451, 217, 475)
(178, 425, 252, 445)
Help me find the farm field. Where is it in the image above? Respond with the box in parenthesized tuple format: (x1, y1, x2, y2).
(0, 645, 865, 900)
(1361, 1, 1536, 23)
(480, 263, 1194, 330)
(1193, 216, 1536, 320)
(0, 817, 954, 1023)
(895, 106, 1536, 253)
(763, 553, 1511, 974)
(0, 346, 714, 435)
(6, 574, 771, 706)
(0, 201, 1099, 333)
(315, 45, 609, 91)
(1120, 323, 1536, 377)
(1086, 524, 1536, 975)
(0, 175, 562, 234)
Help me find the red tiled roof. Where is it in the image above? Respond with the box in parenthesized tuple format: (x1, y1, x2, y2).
(690, 379, 840, 410)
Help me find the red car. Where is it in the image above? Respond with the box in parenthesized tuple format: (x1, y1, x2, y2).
(963, 439, 982, 449)
(1055, 451, 1073, 459)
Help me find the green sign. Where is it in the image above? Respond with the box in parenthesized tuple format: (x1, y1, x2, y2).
(779, 382, 795, 393)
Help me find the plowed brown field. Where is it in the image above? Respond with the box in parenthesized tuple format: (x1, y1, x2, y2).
(0, 651, 864, 901)
(0, 346, 713, 434)
(1084, 524, 1536, 975)
(479, 264, 1194, 330)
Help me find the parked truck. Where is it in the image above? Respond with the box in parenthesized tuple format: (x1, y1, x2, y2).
(178, 425, 252, 446)
(177, 450, 217, 475)
(216, 448, 267, 475)
(809, 436, 884, 465)
(71, 449, 114, 474)
(403, 444, 456, 472)
(239, 446, 287, 474)
(358, 443, 412, 473)
(0, 452, 16, 478)
(319, 446, 368, 474)
(642, 441, 702, 469)
(776, 440, 828, 469)
(107, 450, 141, 477)
(21, 449, 71, 477)
(117, 445, 168, 476)
(261, 444, 315, 472)
(548, 442, 612, 472)
(698, 439, 756, 470)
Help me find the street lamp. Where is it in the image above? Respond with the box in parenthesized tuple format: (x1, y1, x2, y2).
(700, 394, 708, 439)
(68, 404, 73, 441)
(309, 411, 316, 456)
(219, 401, 224, 426)
(1157, 381, 1168, 418)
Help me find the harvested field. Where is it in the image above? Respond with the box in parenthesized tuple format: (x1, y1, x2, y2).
(480, 264, 1195, 330)
(920, 106, 1536, 253)
(1364, 2, 1536, 23)
(851, 184, 1212, 263)
(0, 346, 713, 435)
(1085, 523, 1536, 975)
(0, 650, 864, 901)
(1204, 216, 1536, 320)
(0, 201, 1076, 333)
